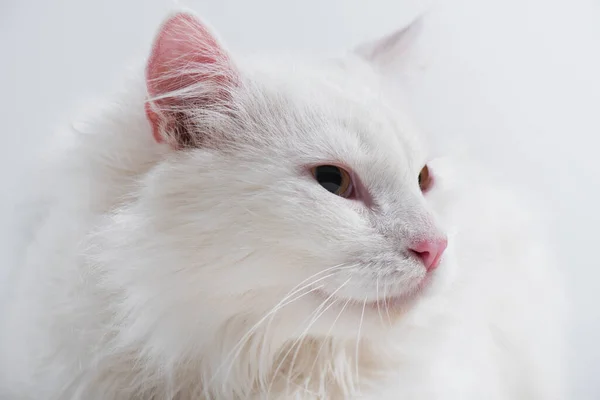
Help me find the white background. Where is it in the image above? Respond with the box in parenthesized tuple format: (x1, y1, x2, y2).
(1, 0, 599, 398)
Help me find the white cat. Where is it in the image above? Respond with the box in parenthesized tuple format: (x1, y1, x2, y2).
(0, 10, 565, 400)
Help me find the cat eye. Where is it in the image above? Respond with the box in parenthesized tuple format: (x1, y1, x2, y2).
(311, 165, 353, 198)
(418, 165, 432, 192)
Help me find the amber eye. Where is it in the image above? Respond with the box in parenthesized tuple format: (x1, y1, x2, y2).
(311, 165, 353, 198)
(418, 165, 432, 192)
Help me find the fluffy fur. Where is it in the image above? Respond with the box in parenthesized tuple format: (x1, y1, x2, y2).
(0, 10, 564, 400)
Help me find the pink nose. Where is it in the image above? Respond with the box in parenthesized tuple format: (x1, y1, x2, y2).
(410, 237, 448, 271)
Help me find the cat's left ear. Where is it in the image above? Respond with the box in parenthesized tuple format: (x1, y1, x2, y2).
(353, 16, 423, 70)
(145, 11, 239, 147)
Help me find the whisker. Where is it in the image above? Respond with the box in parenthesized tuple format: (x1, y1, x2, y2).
(376, 275, 385, 326)
(284, 294, 344, 393)
(307, 298, 351, 382)
(383, 281, 392, 327)
(267, 277, 352, 397)
(256, 265, 354, 390)
(221, 284, 324, 390)
(355, 295, 368, 391)
(214, 264, 349, 380)
(258, 283, 327, 388)
(215, 275, 342, 391)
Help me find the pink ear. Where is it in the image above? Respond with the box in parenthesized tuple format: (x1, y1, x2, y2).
(145, 12, 237, 146)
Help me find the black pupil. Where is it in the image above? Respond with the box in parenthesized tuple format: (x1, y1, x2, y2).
(315, 166, 342, 194)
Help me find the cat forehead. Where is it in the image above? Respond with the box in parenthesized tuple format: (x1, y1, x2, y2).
(235, 58, 425, 171)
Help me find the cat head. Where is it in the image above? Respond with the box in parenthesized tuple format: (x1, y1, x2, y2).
(99, 10, 449, 385)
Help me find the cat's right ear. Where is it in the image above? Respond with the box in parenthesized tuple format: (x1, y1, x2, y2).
(353, 16, 423, 71)
(145, 12, 238, 147)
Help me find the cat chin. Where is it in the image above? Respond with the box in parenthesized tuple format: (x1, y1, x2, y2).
(259, 276, 440, 343)
(312, 272, 433, 315)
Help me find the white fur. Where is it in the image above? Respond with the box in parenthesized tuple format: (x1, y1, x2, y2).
(0, 11, 564, 400)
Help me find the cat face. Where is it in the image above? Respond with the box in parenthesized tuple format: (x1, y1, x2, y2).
(106, 12, 448, 356)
